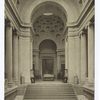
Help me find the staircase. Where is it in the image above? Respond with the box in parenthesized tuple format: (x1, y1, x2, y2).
(24, 83, 77, 100)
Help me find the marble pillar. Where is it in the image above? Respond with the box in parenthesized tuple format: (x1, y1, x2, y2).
(30, 37, 33, 70)
(65, 37, 68, 79)
(74, 36, 81, 83)
(88, 21, 94, 83)
(80, 29, 87, 84)
(65, 37, 68, 70)
(5, 19, 13, 86)
(18, 36, 31, 83)
(54, 57, 57, 79)
(35, 50, 39, 76)
(13, 28, 19, 85)
(18, 36, 21, 84)
(57, 52, 61, 74)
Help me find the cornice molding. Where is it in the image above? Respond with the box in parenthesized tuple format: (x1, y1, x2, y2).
(7, 0, 31, 27)
(67, 4, 94, 37)
(67, 0, 94, 27)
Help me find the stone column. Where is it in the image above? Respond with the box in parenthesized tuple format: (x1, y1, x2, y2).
(54, 57, 57, 79)
(35, 50, 39, 76)
(65, 37, 68, 70)
(80, 29, 88, 84)
(18, 36, 21, 84)
(87, 21, 94, 83)
(13, 28, 19, 85)
(57, 51, 61, 74)
(30, 37, 33, 70)
(64, 37, 68, 82)
(5, 19, 13, 86)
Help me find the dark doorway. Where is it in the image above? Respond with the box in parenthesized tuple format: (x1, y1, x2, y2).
(61, 64, 65, 79)
(42, 59, 54, 75)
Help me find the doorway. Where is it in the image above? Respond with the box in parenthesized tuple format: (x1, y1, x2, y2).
(42, 59, 54, 75)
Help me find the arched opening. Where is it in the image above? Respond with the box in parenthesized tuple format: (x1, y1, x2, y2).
(39, 39, 57, 80)
(32, 1, 66, 81)
(31, 1, 67, 34)
(31, 1, 67, 24)
(39, 39, 57, 54)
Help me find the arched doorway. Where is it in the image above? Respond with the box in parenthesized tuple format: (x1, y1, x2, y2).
(39, 39, 57, 80)
(32, 1, 66, 81)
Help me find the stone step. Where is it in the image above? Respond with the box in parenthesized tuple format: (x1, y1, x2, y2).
(24, 98, 76, 100)
(24, 96, 77, 99)
(26, 91, 74, 95)
(26, 89, 74, 92)
(14, 95, 24, 100)
(24, 84, 77, 100)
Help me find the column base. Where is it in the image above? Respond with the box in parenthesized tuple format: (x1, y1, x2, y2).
(82, 78, 94, 88)
(5, 79, 8, 89)
(14, 80, 20, 86)
(8, 82, 14, 88)
(80, 81, 86, 85)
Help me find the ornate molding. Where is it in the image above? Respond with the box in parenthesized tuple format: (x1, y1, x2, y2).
(6, 0, 94, 28)
(5, 18, 12, 28)
(67, 0, 94, 27)
(87, 20, 94, 27)
(79, 28, 87, 38)
(5, 0, 94, 38)
(12, 27, 18, 36)
(5, 0, 31, 32)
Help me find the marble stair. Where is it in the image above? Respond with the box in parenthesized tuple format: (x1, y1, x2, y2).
(23, 83, 77, 100)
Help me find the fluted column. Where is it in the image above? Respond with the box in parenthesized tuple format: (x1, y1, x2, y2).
(88, 21, 94, 83)
(80, 29, 88, 84)
(5, 19, 13, 86)
(13, 28, 19, 85)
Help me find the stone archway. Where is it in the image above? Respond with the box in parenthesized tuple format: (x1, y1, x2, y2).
(39, 39, 57, 80)
(31, 1, 66, 81)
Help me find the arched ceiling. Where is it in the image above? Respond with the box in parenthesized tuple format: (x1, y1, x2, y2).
(31, 2, 67, 24)
(33, 15, 64, 34)
(17, 0, 81, 23)
(39, 39, 57, 52)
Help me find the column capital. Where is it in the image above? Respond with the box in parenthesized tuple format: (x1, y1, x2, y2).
(65, 36, 68, 42)
(87, 21, 94, 27)
(33, 49, 40, 55)
(12, 28, 18, 36)
(56, 50, 61, 56)
(79, 28, 87, 38)
(5, 18, 12, 28)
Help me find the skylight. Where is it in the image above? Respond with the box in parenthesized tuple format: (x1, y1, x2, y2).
(43, 13, 53, 16)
